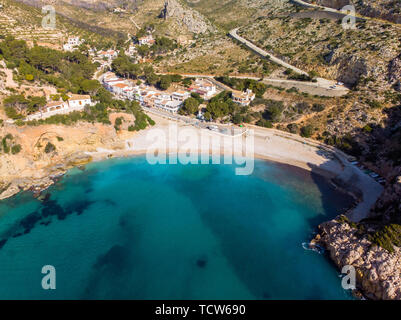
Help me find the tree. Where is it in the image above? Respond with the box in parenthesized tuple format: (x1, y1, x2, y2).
(300, 125, 314, 138)
(158, 76, 172, 90)
(80, 79, 101, 95)
(146, 72, 159, 86)
(179, 97, 200, 115)
(3, 95, 28, 113)
(262, 100, 284, 122)
(44, 142, 56, 153)
(27, 96, 46, 114)
(137, 45, 150, 57)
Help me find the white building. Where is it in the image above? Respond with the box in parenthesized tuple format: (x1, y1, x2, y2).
(110, 83, 130, 95)
(98, 50, 118, 60)
(138, 35, 155, 46)
(102, 73, 126, 92)
(26, 94, 94, 121)
(172, 90, 191, 102)
(126, 45, 137, 57)
(63, 36, 83, 52)
(154, 99, 182, 113)
(189, 79, 217, 99)
(231, 89, 256, 106)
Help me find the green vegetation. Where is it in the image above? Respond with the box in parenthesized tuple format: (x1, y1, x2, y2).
(300, 125, 314, 138)
(215, 76, 267, 98)
(179, 97, 201, 116)
(0, 36, 97, 92)
(260, 100, 285, 123)
(324, 133, 361, 156)
(337, 215, 401, 253)
(3, 94, 46, 118)
(44, 142, 56, 154)
(284, 69, 313, 82)
(11, 144, 21, 155)
(114, 117, 124, 131)
(368, 224, 401, 253)
(366, 99, 383, 109)
(0, 134, 21, 155)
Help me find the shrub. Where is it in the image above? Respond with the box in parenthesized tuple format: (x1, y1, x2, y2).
(368, 224, 401, 253)
(366, 99, 382, 109)
(11, 144, 21, 154)
(44, 142, 56, 153)
(312, 103, 325, 112)
(363, 124, 372, 133)
(300, 125, 314, 138)
(257, 119, 273, 128)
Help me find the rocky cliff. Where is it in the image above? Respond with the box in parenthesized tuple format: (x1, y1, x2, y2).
(162, 0, 216, 34)
(310, 0, 401, 24)
(0, 122, 129, 200)
(316, 218, 401, 300)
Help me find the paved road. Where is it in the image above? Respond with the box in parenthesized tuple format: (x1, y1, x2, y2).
(229, 28, 308, 76)
(228, 28, 349, 96)
(291, 0, 401, 25)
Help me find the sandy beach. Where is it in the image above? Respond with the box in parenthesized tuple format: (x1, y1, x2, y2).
(0, 112, 383, 222)
(85, 113, 383, 222)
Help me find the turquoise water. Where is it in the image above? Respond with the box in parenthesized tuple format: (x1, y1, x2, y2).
(0, 156, 353, 299)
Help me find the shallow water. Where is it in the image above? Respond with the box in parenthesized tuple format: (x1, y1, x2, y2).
(0, 156, 354, 299)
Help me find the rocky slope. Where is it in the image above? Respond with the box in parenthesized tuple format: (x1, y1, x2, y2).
(315, 217, 401, 300)
(0, 122, 130, 200)
(162, 0, 216, 34)
(309, 0, 401, 24)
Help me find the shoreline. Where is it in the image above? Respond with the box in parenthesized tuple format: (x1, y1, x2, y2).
(0, 116, 393, 299)
(0, 115, 383, 223)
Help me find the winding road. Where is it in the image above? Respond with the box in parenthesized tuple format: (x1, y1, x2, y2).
(228, 28, 349, 97)
(291, 0, 401, 25)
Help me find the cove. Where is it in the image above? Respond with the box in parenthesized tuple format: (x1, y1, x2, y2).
(0, 156, 354, 299)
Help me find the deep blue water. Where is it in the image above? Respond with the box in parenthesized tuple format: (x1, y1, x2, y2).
(0, 156, 354, 299)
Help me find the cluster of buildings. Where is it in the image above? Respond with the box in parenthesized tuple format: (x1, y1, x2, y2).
(63, 36, 84, 52)
(102, 73, 221, 114)
(26, 94, 95, 121)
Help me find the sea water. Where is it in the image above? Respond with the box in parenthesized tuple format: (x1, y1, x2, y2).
(0, 156, 354, 299)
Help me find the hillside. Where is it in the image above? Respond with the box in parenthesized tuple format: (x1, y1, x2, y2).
(307, 0, 401, 24)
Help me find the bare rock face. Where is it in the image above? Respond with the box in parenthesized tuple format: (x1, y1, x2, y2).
(0, 122, 126, 200)
(313, 0, 349, 9)
(308, 0, 401, 24)
(357, 0, 401, 24)
(324, 49, 369, 86)
(336, 55, 368, 86)
(163, 0, 216, 34)
(317, 219, 401, 300)
(389, 54, 401, 92)
(371, 171, 401, 223)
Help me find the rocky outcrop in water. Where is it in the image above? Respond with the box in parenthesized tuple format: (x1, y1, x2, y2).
(315, 218, 401, 300)
(0, 122, 128, 200)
